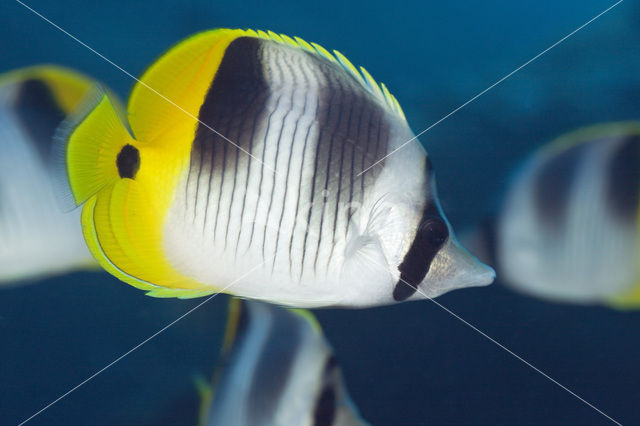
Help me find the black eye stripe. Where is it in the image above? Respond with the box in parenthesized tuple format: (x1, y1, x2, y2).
(393, 202, 448, 301)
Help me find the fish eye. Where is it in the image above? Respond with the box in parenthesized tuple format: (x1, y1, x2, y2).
(419, 217, 449, 249)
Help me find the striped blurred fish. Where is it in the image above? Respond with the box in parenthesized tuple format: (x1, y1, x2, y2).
(0, 66, 98, 284)
(199, 299, 368, 426)
(467, 122, 640, 309)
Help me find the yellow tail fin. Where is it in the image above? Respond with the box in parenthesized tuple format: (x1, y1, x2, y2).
(606, 281, 640, 310)
(55, 86, 135, 209)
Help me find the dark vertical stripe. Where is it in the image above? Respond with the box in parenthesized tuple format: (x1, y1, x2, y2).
(359, 104, 373, 197)
(251, 90, 282, 257)
(290, 93, 318, 276)
(532, 142, 586, 229)
(246, 49, 280, 256)
(313, 356, 339, 426)
(346, 95, 364, 238)
(327, 87, 354, 268)
(13, 78, 66, 163)
(222, 115, 242, 248)
(274, 53, 309, 271)
(301, 64, 331, 277)
(234, 96, 269, 257)
(313, 385, 336, 426)
(246, 305, 303, 424)
(190, 36, 269, 243)
(263, 53, 292, 263)
(212, 133, 228, 239)
(222, 96, 255, 249)
(191, 135, 206, 225)
(606, 135, 640, 222)
(314, 73, 344, 273)
(201, 125, 216, 233)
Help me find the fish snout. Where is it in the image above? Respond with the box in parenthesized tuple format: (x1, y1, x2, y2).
(418, 236, 496, 299)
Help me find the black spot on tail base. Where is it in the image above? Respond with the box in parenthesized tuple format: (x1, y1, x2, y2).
(116, 144, 140, 179)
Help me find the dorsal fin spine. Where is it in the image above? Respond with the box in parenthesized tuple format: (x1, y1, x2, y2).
(293, 36, 315, 52)
(245, 29, 405, 121)
(310, 42, 338, 63)
(333, 50, 366, 87)
(267, 30, 285, 43)
(280, 34, 299, 48)
(359, 66, 384, 98)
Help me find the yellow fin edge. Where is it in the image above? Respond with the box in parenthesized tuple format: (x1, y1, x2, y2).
(288, 308, 323, 334)
(82, 195, 217, 299)
(252, 29, 405, 121)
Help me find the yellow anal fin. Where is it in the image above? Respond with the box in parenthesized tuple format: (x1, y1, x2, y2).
(81, 195, 159, 292)
(89, 177, 215, 295)
(288, 308, 323, 334)
(146, 287, 216, 299)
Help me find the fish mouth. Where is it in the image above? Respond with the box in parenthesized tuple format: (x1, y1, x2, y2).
(415, 236, 496, 300)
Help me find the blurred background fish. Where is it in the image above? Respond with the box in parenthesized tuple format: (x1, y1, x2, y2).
(0, 65, 98, 284)
(199, 299, 367, 426)
(465, 122, 640, 309)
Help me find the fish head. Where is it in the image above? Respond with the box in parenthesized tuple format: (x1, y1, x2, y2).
(368, 154, 495, 304)
(388, 201, 495, 303)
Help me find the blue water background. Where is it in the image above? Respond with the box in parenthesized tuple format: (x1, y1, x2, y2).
(1, 0, 639, 424)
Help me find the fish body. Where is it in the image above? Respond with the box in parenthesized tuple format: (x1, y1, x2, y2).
(0, 66, 97, 283)
(478, 122, 640, 308)
(60, 29, 494, 307)
(200, 299, 368, 426)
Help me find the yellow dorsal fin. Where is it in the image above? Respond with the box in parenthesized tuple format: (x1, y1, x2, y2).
(256, 30, 406, 122)
(542, 121, 640, 157)
(127, 28, 250, 143)
(128, 28, 406, 147)
(0, 65, 95, 113)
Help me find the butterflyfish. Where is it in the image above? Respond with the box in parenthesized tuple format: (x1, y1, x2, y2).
(468, 122, 640, 309)
(198, 299, 368, 426)
(0, 65, 98, 284)
(58, 29, 495, 307)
